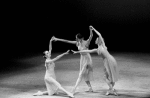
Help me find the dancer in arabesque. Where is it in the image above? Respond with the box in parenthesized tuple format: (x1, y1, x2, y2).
(53, 27, 94, 94)
(72, 26, 119, 96)
(33, 37, 74, 97)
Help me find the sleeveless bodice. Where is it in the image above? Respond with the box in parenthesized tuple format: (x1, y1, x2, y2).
(97, 45, 109, 59)
(45, 59, 55, 78)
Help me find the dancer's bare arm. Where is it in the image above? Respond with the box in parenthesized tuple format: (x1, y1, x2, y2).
(86, 27, 93, 47)
(89, 26, 102, 37)
(72, 49, 97, 54)
(52, 50, 70, 62)
(53, 37, 77, 44)
(49, 36, 54, 51)
(90, 26, 107, 49)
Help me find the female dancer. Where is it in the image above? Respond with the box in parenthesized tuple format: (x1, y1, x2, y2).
(33, 37, 74, 97)
(71, 26, 119, 96)
(53, 28, 94, 94)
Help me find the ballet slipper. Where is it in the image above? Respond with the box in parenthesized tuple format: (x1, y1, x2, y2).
(68, 93, 74, 98)
(86, 88, 93, 92)
(105, 89, 118, 96)
(105, 91, 110, 96)
(33, 91, 43, 96)
(112, 89, 118, 96)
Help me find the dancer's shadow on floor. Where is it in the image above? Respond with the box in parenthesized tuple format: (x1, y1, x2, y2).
(74, 89, 150, 98)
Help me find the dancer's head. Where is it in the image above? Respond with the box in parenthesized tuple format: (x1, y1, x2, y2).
(43, 50, 51, 58)
(95, 37, 102, 46)
(76, 33, 88, 48)
(95, 37, 107, 49)
(76, 33, 84, 43)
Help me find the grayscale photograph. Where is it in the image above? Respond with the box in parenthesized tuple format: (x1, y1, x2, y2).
(1, 0, 150, 98)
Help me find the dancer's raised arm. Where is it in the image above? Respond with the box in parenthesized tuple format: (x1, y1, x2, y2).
(71, 49, 97, 54)
(49, 36, 54, 52)
(52, 50, 70, 62)
(90, 26, 107, 49)
(53, 37, 77, 44)
(90, 26, 102, 37)
(86, 27, 93, 47)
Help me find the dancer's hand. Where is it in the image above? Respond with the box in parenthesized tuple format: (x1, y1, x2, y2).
(51, 36, 55, 41)
(89, 25, 94, 30)
(71, 50, 77, 54)
(52, 36, 58, 41)
(65, 50, 70, 54)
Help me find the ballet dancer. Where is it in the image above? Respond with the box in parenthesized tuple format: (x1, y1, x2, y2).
(71, 26, 119, 96)
(53, 28, 94, 94)
(33, 37, 74, 97)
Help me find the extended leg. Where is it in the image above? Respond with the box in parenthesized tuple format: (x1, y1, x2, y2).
(71, 71, 83, 94)
(72, 65, 87, 94)
(85, 67, 93, 92)
(45, 77, 74, 97)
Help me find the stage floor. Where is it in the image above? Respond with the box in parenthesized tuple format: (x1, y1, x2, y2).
(0, 53, 150, 98)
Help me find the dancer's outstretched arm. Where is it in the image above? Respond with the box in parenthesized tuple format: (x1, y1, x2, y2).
(52, 50, 70, 62)
(86, 27, 93, 47)
(49, 36, 54, 52)
(90, 26, 107, 49)
(72, 49, 97, 54)
(53, 36, 77, 44)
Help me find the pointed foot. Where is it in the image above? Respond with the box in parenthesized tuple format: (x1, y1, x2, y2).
(105, 90, 118, 96)
(68, 93, 74, 98)
(85, 88, 93, 93)
(105, 91, 110, 96)
(33, 91, 43, 96)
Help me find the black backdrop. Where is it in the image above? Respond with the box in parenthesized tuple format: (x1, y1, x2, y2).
(3, 0, 150, 60)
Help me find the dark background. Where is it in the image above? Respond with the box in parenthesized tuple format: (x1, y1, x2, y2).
(2, 0, 150, 71)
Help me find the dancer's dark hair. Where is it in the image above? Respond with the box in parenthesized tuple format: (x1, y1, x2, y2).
(76, 33, 84, 41)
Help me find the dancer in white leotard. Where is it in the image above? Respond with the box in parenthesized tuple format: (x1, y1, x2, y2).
(72, 26, 119, 96)
(33, 37, 74, 97)
(53, 28, 94, 94)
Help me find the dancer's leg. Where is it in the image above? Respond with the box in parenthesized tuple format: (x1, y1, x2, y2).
(111, 82, 118, 95)
(85, 81, 93, 92)
(105, 75, 117, 96)
(45, 77, 74, 97)
(45, 78, 58, 96)
(103, 62, 113, 95)
(85, 65, 93, 92)
(72, 72, 83, 94)
(72, 65, 86, 94)
(105, 78, 113, 90)
(104, 68, 112, 95)
(105, 77, 112, 96)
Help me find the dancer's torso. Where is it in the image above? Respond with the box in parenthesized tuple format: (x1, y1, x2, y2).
(97, 45, 117, 67)
(97, 45, 118, 81)
(45, 59, 56, 78)
(97, 45, 111, 60)
(77, 41, 92, 69)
